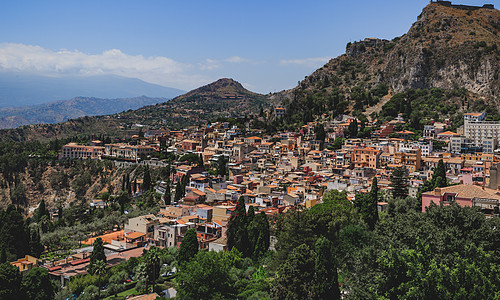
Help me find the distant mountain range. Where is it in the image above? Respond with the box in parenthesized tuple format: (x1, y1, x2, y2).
(0, 96, 170, 129)
(0, 72, 184, 107)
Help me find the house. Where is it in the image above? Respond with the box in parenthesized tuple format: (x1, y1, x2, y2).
(124, 214, 159, 236)
(10, 255, 40, 273)
(421, 184, 500, 216)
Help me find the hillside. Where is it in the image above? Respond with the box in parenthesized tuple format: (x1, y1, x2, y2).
(0, 78, 277, 142)
(279, 2, 499, 123)
(0, 96, 171, 129)
(113, 78, 278, 129)
(0, 72, 184, 107)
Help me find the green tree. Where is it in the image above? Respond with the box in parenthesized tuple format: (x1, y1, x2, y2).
(313, 237, 340, 300)
(174, 181, 184, 203)
(178, 229, 199, 265)
(164, 178, 172, 205)
(92, 260, 107, 299)
(144, 246, 162, 291)
(227, 197, 250, 257)
(432, 159, 447, 188)
(216, 155, 227, 177)
(248, 212, 270, 260)
(272, 243, 315, 299)
(34, 199, 49, 222)
(391, 166, 408, 199)
(315, 123, 326, 142)
(0, 248, 6, 263)
(177, 250, 240, 300)
(21, 267, 55, 300)
(0, 262, 22, 300)
(354, 177, 379, 230)
(88, 237, 106, 274)
(143, 167, 152, 192)
(346, 119, 358, 138)
(29, 228, 44, 257)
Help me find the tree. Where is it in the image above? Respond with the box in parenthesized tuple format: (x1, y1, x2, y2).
(0, 248, 6, 263)
(315, 123, 326, 142)
(354, 177, 379, 230)
(0, 262, 22, 300)
(272, 244, 315, 299)
(34, 199, 49, 222)
(143, 167, 152, 192)
(313, 237, 340, 300)
(227, 197, 250, 257)
(88, 237, 106, 274)
(216, 155, 227, 177)
(248, 212, 270, 260)
(92, 260, 107, 299)
(144, 246, 162, 291)
(174, 181, 184, 203)
(164, 178, 172, 205)
(178, 229, 198, 265)
(0, 205, 30, 258)
(21, 267, 55, 300)
(391, 166, 408, 199)
(177, 250, 240, 300)
(432, 159, 447, 188)
(346, 119, 358, 138)
(29, 228, 43, 257)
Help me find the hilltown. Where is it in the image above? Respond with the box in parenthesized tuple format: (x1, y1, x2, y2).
(10, 111, 500, 294)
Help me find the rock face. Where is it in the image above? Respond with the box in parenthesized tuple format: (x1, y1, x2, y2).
(284, 2, 499, 109)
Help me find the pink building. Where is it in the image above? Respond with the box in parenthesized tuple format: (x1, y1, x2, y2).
(421, 184, 500, 215)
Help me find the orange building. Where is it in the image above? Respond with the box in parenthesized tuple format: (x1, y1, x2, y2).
(352, 147, 381, 169)
(394, 148, 422, 172)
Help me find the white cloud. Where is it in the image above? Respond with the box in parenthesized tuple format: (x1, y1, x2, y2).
(225, 56, 252, 63)
(198, 58, 221, 71)
(0, 43, 211, 90)
(280, 56, 330, 67)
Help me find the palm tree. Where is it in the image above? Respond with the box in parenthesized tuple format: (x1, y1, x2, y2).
(93, 260, 107, 299)
(145, 247, 162, 292)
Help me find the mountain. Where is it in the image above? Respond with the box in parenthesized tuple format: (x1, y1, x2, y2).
(0, 78, 278, 142)
(0, 96, 170, 129)
(117, 78, 277, 129)
(278, 2, 499, 122)
(0, 72, 184, 107)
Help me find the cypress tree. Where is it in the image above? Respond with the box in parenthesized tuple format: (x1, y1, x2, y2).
(391, 167, 408, 199)
(178, 229, 198, 264)
(29, 229, 43, 258)
(0, 248, 6, 263)
(88, 237, 106, 274)
(164, 178, 172, 205)
(143, 167, 151, 192)
(313, 237, 340, 300)
(227, 197, 250, 257)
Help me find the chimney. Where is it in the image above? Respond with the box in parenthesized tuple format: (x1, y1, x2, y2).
(434, 188, 441, 195)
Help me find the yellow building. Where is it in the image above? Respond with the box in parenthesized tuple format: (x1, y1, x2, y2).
(10, 255, 40, 273)
(394, 148, 421, 172)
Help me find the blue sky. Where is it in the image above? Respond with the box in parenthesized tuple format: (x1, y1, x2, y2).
(0, 0, 495, 93)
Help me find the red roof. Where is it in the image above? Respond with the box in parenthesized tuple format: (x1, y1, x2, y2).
(70, 258, 90, 266)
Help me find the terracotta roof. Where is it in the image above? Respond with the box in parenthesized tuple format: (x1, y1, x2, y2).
(423, 184, 500, 200)
(126, 232, 146, 240)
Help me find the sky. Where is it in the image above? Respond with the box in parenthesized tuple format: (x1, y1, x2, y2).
(0, 0, 496, 94)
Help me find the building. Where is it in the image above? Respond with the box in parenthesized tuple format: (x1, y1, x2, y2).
(104, 143, 156, 161)
(10, 255, 40, 273)
(463, 116, 500, 153)
(59, 143, 105, 159)
(124, 214, 160, 237)
(275, 107, 286, 118)
(394, 148, 421, 172)
(154, 223, 190, 248)
(422, 185, 500, 216)
(352, 147, 380, 169)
